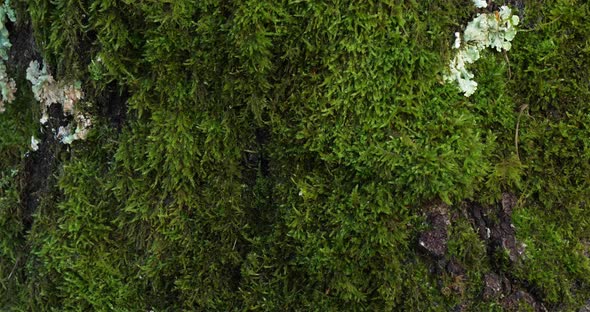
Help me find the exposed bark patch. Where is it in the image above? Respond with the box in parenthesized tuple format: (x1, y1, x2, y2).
(20, 103, 66, 231)
(418, 202, 450, 258)
(482, 272, 514, 301)
(466, 193, 548, 311)
(579, 300, 590, 312)
(468, 193, 526, 264)
(502, 290, 546, 311)
(8, 19, 51, 232)
(7, 19, 41, 72)
(417, 195, 550, 310)
(483, 272, 503, 300)
(9, 16, 127, 234)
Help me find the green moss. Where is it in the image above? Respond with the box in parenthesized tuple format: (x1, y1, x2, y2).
(0, 51, 38, 310)
(513, 204, 590, 308)
(1, 0, 590, 310)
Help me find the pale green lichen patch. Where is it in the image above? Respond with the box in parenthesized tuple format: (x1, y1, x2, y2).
(472, 0, 487, 9)
(26, 60, 91, 144)
(445, 6, 520, 97)
(0, 0, 15, 112)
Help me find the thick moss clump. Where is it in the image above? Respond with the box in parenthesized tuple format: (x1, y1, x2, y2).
(1, 0, 589, 310)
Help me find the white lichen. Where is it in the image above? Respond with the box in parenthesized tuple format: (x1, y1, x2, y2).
(453, 32, 461, 49)
(30, 136, 39, 151)
(57, 113, 92, 144)
(26, 60, 91, 145)
(445, 6, 520, 97)
(72, 113, 92, 141)
(0, 0, 16, 113)
(26, 60, 85, 123)
(472, 0, 488, 8)
(0, 64, 16, 112)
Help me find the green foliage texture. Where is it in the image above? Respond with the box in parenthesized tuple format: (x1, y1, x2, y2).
(0, 0, 589, 310)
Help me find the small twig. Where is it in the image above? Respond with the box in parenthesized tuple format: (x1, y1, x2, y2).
(515, 104, 529, 161)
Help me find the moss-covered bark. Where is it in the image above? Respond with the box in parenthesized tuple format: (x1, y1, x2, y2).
(1, 0, 590, 311)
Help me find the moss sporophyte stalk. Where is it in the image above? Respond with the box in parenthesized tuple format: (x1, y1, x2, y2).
(445, 3, 519, 97)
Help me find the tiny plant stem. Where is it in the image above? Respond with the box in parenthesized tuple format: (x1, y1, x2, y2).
(6, 257, 19, 281)
(504, 50, 512, 80)
(515, 104, 529, 161)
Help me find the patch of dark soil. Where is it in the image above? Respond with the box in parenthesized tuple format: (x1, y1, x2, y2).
(20, 103, 68, 231)
(96, 83, 129, 131)
(483, 272, 503, 300)
(502, 290, 546, 311)
(418, 202, 450, 258)
(466, 193, 547, 311)
(8, 19, 50, 232)
(7, 19, 41, 72)
(482, 272, 514, 301)
(468, 193, 525, 265)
